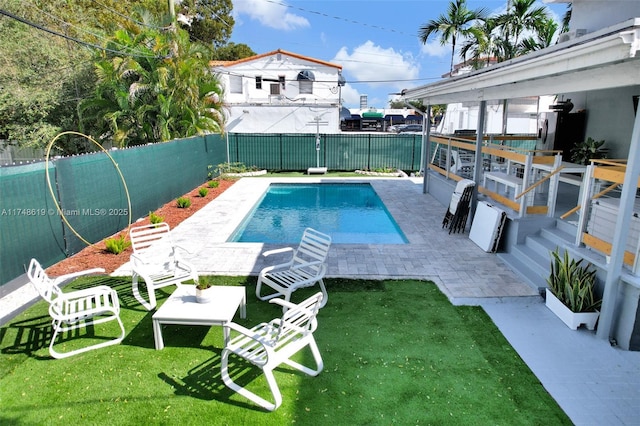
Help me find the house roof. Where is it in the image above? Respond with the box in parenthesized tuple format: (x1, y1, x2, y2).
(404, 18, 640, 105)
(210, 49, 342, 70)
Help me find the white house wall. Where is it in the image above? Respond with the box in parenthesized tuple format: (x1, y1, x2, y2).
(569, 0, 640, 33)
(227, 105, 340, 134)
(215, 51, 343, 134)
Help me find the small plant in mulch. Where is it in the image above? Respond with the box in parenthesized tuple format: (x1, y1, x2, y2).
(208, 180, 220, 188)
(149, 211, 164, 224)
(176, 197, 191, 208)
(104, 235, 131, 255)
(198, 187, 209, 197)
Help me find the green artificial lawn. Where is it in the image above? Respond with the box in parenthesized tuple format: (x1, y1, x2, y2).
(0, 277, 571, 425)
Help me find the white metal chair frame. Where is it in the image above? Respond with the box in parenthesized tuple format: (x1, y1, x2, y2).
(27, 258, 125, 359)
(256, 228, 332, 308)
(221, 292, 324, 411)
(129, 222, 199, 310)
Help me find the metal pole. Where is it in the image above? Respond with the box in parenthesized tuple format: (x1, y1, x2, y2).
(471, 101, 487, 219)
(597, 104, 640, 342)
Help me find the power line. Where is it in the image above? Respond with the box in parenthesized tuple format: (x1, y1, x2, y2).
(260, 0, 419, 38)
(0, 8, 167, 59)
(88, 0, 170, 30)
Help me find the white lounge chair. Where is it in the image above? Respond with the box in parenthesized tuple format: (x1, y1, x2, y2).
(27, 258, 125, 359)
(256, 228, 331, 308)
(129, 222, 198, 310)
(221, 292, 324, 411)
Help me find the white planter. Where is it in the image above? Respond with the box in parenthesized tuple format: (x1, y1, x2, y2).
(196, 287, 214, 303)
(545, 288, 600, 330)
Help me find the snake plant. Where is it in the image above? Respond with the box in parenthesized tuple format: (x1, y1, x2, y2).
(546, 248, 601, 313)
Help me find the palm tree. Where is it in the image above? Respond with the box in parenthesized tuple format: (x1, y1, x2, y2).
(418, 0, 487, 74)
(80, 11, 225, 147)
(460, 18, 500, 69)
(495, 0, 549, 60)
(518, 17, 558, 55)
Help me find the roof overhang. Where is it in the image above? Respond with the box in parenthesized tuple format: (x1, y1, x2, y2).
(404, 18, 640, 105)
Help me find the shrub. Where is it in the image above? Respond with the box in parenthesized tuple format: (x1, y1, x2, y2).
(208, 180, 220, 188)
(547, 248, 601, 312)
(176, 197, 191, 208)
(198, 187, 208, 197)
(149, 211, 164, 224)
(104, 235, 131, 255)
(216, 162, 260, 174)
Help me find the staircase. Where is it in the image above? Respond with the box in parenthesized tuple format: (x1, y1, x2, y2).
(498, 219, 578, 294)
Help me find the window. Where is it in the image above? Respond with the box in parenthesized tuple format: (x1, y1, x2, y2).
(299, 80, 313, 94)
(255, 76, 262, 89)
(230, 75, 242, 94)
(270, 83, 280, 95)
(278, 75, 285, 90)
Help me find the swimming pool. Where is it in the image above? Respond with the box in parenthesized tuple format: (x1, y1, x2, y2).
(229, 183, 408, 244)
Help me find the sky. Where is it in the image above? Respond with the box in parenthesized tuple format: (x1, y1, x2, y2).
(228, 0, 567, 110)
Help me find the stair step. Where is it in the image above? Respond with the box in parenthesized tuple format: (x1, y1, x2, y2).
(540, 226, 575, 247)
(525, 234, 558, 259)
(498, 252, 547, 292)
(510, 243, 549, 278)
(555, 219, 578, 235)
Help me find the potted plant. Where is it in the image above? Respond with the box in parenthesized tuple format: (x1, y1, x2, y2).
(195, 281, 214, 303)
(545, 248, 602, 330)
(570, 137, 607, 165)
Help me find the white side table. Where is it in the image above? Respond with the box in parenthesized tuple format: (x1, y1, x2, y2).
(152, 285, 246, 350)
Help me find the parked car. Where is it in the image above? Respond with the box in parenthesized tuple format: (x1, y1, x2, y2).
(398, 124, 423, 133)
(388, 124, 407, 133)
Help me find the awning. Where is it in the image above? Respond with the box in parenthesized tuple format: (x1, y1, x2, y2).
(297, 70, 315, 81)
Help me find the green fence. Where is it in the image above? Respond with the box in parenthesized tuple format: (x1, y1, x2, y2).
(0, 135, 226, 289)
(0, 132, 424, 289)
(227, 133, 424, 171)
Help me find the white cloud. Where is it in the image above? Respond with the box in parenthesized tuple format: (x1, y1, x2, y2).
(331, 41, 419, 91)
(420, 40, 450, 58)
(339, 84, 361, 108)
(232, 0, 309, 31)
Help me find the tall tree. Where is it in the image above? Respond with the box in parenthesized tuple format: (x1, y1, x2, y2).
(175, 0, 234, 47)
(460, 18, 500, 68)
(495, 0, 549, 60)
(79, 11, 225, 147)
(418, 0, 487, 74)
(518, 17, 558, 55)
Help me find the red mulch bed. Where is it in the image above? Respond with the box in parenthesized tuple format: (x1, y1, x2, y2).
(46, 178, 236, 276)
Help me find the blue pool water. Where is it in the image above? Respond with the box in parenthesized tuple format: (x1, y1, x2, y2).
(229, 183, 408, 244)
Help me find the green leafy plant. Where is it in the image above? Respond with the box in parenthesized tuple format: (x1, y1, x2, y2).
(104, 235, 131, 255)
(149, 211, 164, 224)
(374, 166, 396, 173)
(176, 197, 191, 208)
(207, 164, 214, 180)
(570, 137, 607, 165)
(198, 187, 208, 197)
(546, 248, 601, 313)
(195, 280, 212, 290)
(215, 162, 260, 174)
(208, 180, 220, 188)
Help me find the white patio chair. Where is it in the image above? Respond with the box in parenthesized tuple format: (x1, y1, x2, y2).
(256, 228, 331, 308)
(27, 258, 125, 359)
(129, 222, 198, 310)
(221, 292, 324, 411)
